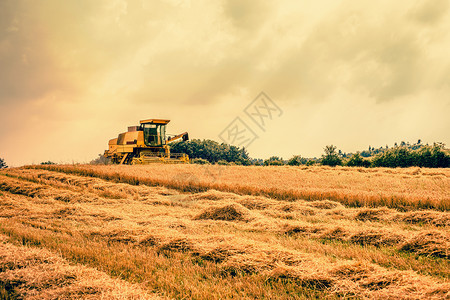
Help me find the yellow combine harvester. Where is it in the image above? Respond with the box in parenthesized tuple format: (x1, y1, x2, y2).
(104, 119, 189, 164)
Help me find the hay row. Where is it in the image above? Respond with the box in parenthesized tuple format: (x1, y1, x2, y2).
(1, 168, 449, 299)
(85, 228, 449, 299)
(0, 235, 161, 299)
(26, 164, 450, 210)
(2, 173, 448, 259)
(5, 170, 449, 228)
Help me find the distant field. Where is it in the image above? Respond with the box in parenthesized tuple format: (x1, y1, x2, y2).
(0, 166, 449, 299)
(31, 164, 450, 210)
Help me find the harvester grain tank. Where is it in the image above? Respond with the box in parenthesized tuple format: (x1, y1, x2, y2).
(104, 119, 189, 164)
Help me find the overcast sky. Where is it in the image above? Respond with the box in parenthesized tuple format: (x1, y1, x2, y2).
(1, 0, 449, 166)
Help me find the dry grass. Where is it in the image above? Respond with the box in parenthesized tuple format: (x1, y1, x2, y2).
(194, 203, 252, 222)
(399, 231, 449, 259)
(28, 164, 450, 210)
(0, 167, 449, 299)
(0, 235, 160, 299)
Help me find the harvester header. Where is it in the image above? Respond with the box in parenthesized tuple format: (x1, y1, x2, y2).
(103, 118, 189, 164)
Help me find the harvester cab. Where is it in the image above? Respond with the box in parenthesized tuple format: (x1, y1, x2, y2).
(104, 119, 189, 164)
(140, 119, 168, 147)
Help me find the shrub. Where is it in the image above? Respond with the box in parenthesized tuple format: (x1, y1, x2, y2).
(321, 145, 342, 167)
(305, 160, 316, 166)
(90, 154, 111, 165)
(191, 158, 210, 165)
(287, 155, 308, 166)
(170, 139, 250, 164)
(0, 158, 7, 169)
(416, 145, 450, 168)
(372, 145, 450, 168)
(264, 156, 285, 166)
(346, 153, 371, 167)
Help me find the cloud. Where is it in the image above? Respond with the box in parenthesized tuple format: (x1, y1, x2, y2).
(222, 0, 271, 31)
(263, 1, 444, 103)
(3, 0, 450, 108)
(0, 0, 449, 166)
(97, 0, 448, 106)
(408, 0, 449, 25)
(0, 1, 73, 104)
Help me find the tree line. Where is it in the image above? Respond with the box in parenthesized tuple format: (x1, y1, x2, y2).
(170, 139, 251, 165)
(2, 140, 448, 168)
(266, 143, 450, 168)
(172, 140, 450, 168)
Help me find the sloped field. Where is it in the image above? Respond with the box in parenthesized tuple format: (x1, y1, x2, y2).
(0, 166, 449, 299)
(30, 164, 450, 210)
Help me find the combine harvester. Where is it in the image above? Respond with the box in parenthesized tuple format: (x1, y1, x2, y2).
(104, 119, 189, 164)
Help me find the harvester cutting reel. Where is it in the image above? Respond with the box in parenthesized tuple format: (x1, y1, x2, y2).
(131, 152, 189, 164)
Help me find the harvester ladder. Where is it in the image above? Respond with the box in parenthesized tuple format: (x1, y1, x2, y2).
(119, 153, 129, 165)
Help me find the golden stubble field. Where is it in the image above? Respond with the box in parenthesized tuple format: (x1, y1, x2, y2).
(0, 164, 449, 299)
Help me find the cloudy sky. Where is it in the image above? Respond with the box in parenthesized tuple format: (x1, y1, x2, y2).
(1, 0, 449, 166)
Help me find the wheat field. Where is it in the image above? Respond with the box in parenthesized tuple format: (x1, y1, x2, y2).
(30, 164, 450, 210)
(0, 165, 449, 299)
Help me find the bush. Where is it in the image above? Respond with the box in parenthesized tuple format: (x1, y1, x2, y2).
(90, 154, 111, 165)
(250, 158, 264, 166)
(321, 145, 342, 167)
(416, 145, 450, 168)
(217, 160, 230, 165)
(372, 145, 450, 168)
(191, 158, 210, 165)
(170, 139, 250, 164)
(306, 160, 316, 166)
(0, 158, 7, 169)
(264, 156, 285, 166)
(41, 161, 56, 165)
(287, 155, 308, 166)
(346, 153, 371, 167)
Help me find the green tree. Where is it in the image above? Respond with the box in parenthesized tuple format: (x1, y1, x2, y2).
(371, 144, 450, 168)
(305, 160, 316, 166)
(346, 153, 370, 167)
(287, 155, 308, 166)
(191, 158, 210, 165)
(420, 144, 450, 167)
(264, 156, 284, 166)
(0, 158, 7, 169)
(170, 139, 251, 164)
(321, 145, 342, 166)
(372, 147, 413, 167)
